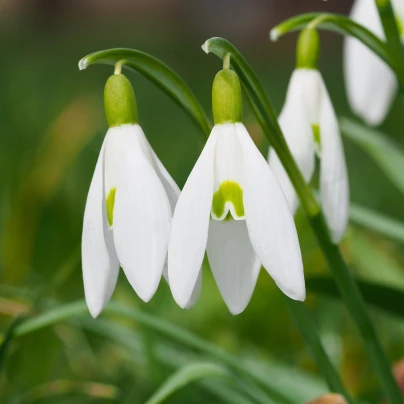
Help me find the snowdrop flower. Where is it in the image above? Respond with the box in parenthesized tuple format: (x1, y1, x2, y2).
(81, 70, 196, 318)
(168, 57, 305, 315)
(344, 0, 404, 126)
(269, 28, 349, 244)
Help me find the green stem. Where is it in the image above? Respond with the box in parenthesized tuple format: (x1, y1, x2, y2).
(286, 300, 353, 403)
(270, 12, 404, 88)
(376, 0, 404, 68)
(202, 37, 402, 404)
(309, 214, 403, 403)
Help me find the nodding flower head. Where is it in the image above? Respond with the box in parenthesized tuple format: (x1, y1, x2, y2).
(168, 58, 305, 315)
(81, 67, 200, 317)
(269, 28, 349, 244)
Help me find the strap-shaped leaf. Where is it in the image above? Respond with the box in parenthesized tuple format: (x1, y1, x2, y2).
(79, 48, 211, 137)
(341, 117, 404, 196)
(11, 300, 293, 403)
(270, 13, 401, 80)
(144, 362, 229, 404)
(307, 276, 404, 319)
(350, 202, 404, 244)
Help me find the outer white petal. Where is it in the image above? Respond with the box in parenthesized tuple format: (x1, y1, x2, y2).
(162, 265, 202, 309)
(344, 0, 397, 125)
(106, 125, 171, 302)
(207, 220, 261, 315)
(136, 126, 180, 213)
(284, 69, 322, 124)
(268, 70, 315, 213)
(168, 129, 218, 308)
(318, 78, 350, 244)
(237, 123, 305, 301)
(82, 137, 119, 318)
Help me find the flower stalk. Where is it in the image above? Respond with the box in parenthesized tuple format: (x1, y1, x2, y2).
(202, 36, 403, 404)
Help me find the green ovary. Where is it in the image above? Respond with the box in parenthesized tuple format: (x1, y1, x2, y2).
(106, 188, 116, 227)
(312, 124, 321, 150)
(212, 181, 244, 220)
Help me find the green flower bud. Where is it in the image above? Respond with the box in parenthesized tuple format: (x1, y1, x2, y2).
(296, 28, 320, 70)
(212, 69, 243, 124)
(104, 73, 138, 127)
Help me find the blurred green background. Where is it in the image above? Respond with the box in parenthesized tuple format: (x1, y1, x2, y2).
(2, 0, 404, 403)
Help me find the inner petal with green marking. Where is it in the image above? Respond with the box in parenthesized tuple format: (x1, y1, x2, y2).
(312, 123, 321, 155)
(211, 180, 245, 221)
(106, 188, 116, 227)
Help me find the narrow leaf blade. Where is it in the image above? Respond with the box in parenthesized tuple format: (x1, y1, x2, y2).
(341, 117, 404, 196)
(307, 276, 404, 318)
(144, 362, 228, 404)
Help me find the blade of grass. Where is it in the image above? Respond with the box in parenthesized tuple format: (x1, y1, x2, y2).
(12, 300, 293, 403)
(144, 362, 229, 404)
(341, 117, 404, 196)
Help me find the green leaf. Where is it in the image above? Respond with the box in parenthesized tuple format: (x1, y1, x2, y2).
(306, 276, 404, 319)
(144, 362, 229, 404)
(350, 202, 404, 244)
(82, 319, 272, 404)
(286, 300, 353, 402)
(11, 301, 293, 403)
(270, 13, 401, 78)
(341, 117, 404, 196)
(347, 228, 404, 288)
(79, 48, 211, 137)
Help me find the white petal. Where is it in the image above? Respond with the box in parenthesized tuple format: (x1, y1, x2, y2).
(237, 123, 305, 301)
(162, 265, 202, 309)
(344, 0, 397, 125)
(284, 69, 322, 124)
(168, 129, 218, 308)
(136, 126, 180, 213)
(106, 125, 172, 302)
(268, 70, 315, 213)
(211, 123, 244, 220)
(318, 78, 350, 244)
(207, 220, 261, 315)
(82, 137, 119, 318)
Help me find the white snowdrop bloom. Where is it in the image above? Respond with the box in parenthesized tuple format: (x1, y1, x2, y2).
(269, 29, 349, 244)
(82, 72, 200, 317)
(168, 66, 305, 315)
(344, 0, 404, 126)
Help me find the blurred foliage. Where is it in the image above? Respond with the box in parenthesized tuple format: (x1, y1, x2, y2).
(2, 2, 404, 404)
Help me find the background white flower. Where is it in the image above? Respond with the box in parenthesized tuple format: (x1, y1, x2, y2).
(168, 121, 305, 315)
(82, 73, 181, 318)
(344, 0, 404, 126)
(269, 69, 349, 244)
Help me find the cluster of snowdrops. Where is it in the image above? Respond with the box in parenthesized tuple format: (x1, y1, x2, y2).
(80, 0, 403, 319)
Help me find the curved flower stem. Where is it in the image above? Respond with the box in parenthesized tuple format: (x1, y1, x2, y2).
(270, 12, 404, 88)
(203, 36, 402, 404)
(286, 300, 354, 403)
